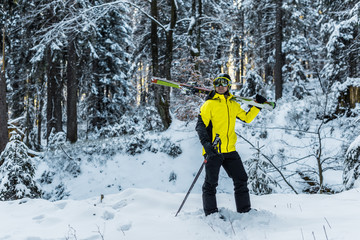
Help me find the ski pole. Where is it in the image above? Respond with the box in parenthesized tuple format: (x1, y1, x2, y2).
(175, 134, 221, 217)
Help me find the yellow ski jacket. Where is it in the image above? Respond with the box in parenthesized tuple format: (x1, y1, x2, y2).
(196, 91, 260, 154)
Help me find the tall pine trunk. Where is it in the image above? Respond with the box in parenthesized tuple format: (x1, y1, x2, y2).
(274, 0, 284, 100)
(151, 0, 174, 130)
(161, 0, 177, 129)
(91, 58, 105, 129)
(36, 76, 44, 150)
(151, 0, 159, 76)
(0, 28, 8, 153)
(66, 39, 78, 143)
(240, 11, 245, 84)
(349, 27, 358, 78)
(188, 0, 202, 65)
(46, 47, 63, 141)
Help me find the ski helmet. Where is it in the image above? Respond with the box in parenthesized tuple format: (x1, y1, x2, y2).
(213, 73, 232, 88)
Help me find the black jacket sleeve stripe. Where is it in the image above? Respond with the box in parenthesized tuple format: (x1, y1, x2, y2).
(195, 114, 213, 146)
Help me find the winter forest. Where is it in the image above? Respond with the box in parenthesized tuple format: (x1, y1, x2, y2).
(0, 0, 360, 239)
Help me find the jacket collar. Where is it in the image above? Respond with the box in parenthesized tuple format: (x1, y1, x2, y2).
(212, 91, 234, 100)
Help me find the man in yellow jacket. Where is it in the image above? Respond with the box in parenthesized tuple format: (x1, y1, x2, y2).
(195, 73, 267, 216)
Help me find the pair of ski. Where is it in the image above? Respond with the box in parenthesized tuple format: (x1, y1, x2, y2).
(151, 77, 276, 110)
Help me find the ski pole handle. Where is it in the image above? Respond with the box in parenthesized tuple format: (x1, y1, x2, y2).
(212, 134, 221, 153)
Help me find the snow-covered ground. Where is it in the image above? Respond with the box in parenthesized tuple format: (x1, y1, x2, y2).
(1, 187, 360, 240)
(1, 100, 359, 240)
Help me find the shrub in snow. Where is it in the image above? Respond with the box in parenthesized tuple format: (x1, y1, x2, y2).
(169, 171, 177, 183)
(296, 170, 334, 194)
(40, 171, 55, 184)
(139, 106, 163, 131)
(125, 134, 182, 157)
(97, 119, 138, 137)
(172, 94, 203, 122)
(47, 130, 67, 151)
(0, 132, 41, 201)
(292, 83, 310, 100)
(238, 70, 264, 97)
(42, 182, 69, 201)
(285, 101, 312, 136)
(160, 139, 182, 158)
(343, 135, 360, 190)
(86, 106, 164, 139)
(45, 131, 81, 177)
(125, 133, 149, 155)
(245, 154, 278, 195)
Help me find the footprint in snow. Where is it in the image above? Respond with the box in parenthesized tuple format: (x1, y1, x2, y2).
(32, 215, 45, 223)
(112, 199, 128, 210)
(102, 210, 115, 220)
(118, 222, 132, 234)
(55, 202, 67, 209)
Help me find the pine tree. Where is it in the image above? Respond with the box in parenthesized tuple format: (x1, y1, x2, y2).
(0, 132, 41, 201)
(321, 0, 360, 87)
(245, 142, 278, 195)
(83, 0, 134, 130)
(243, 0, 276, 85)
(343, 135, 360, 190)
(282, 0, 324, 97)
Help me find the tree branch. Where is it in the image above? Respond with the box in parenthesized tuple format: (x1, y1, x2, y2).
(236, 132, 298, 194)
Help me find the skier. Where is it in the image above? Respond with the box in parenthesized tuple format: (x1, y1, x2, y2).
(195, 73, 267, 216)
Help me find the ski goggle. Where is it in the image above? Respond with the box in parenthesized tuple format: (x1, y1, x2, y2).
(213, 77, 230, 87)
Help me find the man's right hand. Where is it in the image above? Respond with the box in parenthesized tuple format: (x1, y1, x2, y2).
(203, 142, 218, 158)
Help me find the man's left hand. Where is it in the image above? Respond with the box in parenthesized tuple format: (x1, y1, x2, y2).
(256, 94, 267, 104)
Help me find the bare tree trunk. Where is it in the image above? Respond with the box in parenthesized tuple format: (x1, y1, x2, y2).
(349, 27, 359, 78)
(46, 47, 63, 141)
(150, 0, 166, 128)
(37, 77, 44, 150)
(0, 27, 8, 153)
(274, 0, 284, 100)
(151, 0, 175, 130)
(151, 0, 159, 77)
(264, 34, 272, 84)
(315, 122, 324, 193)
(188, 0, 202, 64)
(240, 11, 245, 84)
(338, 86, 360, 111)
(234, 36, 241, 89)
(66, 39, 78, 143)
(91, 58, 105, 129)
(160, 0, 177, 129)
(164, 0, 177, 79)
(196, 0, 202, 61)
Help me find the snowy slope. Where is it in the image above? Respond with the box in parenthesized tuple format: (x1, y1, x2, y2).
(37, 120, 239, 201)
(1, 96, 359, 239)
(1, 187, 360, 240)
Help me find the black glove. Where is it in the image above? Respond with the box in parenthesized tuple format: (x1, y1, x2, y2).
(203, 142, 218, 158)
(256, 94, 267, 104)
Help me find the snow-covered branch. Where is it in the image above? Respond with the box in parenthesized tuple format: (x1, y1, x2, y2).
(35, 0, 167, 46)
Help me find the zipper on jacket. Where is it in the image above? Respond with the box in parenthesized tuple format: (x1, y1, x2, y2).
(225, 98, 230, 152)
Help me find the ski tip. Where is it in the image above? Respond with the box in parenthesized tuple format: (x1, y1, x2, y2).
(265, 101, 276, 109)
(271, 102, 276, 109)
(151, 78, 158, 83)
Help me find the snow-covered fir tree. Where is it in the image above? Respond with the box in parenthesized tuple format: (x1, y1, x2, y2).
(245, 144, 278, 195)
(238, 70, 265, 97)
(0, 132, 41, 201)
(343, 135, 360, 190)
(83, 0, 134, 130)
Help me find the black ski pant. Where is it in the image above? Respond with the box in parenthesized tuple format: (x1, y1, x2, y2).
(202, 151, 250, 216)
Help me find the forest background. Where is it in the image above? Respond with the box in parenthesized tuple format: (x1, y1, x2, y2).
(0, 0, 359, 200)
